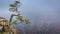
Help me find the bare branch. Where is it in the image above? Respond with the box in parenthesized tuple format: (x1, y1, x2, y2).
(9, 14, 19, 23)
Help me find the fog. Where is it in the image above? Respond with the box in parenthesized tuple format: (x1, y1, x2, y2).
(12, 0, 60, 34)
(0, 0, 60, 34)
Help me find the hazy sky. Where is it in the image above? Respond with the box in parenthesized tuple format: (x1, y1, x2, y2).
(0, 0, 60, 29)
(0, 0, 60, 17)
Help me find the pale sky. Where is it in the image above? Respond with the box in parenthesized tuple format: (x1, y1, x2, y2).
(0, 0, 60, 29)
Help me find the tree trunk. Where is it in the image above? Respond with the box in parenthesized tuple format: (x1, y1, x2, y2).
(9, 14, 19, 23)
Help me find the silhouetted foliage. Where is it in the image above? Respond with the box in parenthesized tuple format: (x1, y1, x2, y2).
(0, 0, 30, 34)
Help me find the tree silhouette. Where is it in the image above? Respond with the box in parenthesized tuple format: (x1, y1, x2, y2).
(0, 0, 30, 34)
(9, 1, 30, 24)
(9, 1, 21, 22)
